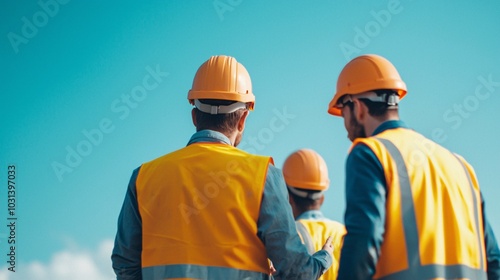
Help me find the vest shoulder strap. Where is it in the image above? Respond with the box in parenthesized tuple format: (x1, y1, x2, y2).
(296, 221, 315, 254)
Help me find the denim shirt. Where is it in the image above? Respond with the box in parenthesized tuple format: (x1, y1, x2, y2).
(337, 120, 500, 280)
(112, 129, 332, 280)
(296, 210, 325, 221)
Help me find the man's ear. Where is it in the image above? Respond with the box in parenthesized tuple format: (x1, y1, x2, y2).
(191, 108, 197, 127)
(352, 99, 367, 123)
(237, 110, 249, 132)
(288, 193, 295, 207)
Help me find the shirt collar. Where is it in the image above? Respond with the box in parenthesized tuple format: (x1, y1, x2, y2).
(296, 210, 324, 221)
(372, 120, 409, 136)
(187, 129, 232, 146)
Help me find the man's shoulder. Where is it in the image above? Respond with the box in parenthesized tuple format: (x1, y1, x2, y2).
(325, 219, 347, 233)
(140, 146, 188, 167)
(140, 145, 273, 172)
(299, 216, 345, 227)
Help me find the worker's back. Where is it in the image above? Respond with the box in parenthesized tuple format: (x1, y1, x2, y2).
(113, 55, 335, 279)
(297, 214, 345, 280)
(283, 148, 344, 279)
(354, 127, 487, 279)
(137, 142, 272, 278)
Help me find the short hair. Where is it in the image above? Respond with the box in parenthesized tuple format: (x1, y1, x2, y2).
(358, 89, 399, 117)
(287, 187, 322, 211)
(193, 99, 245, 134)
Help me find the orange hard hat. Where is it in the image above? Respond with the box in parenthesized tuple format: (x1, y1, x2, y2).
(328, 54, 407, 116)
(188, 55, 255, 113)
(282, 149, 330, 193)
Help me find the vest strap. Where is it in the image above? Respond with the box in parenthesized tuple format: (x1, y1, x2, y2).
(296, 221, 315, 254)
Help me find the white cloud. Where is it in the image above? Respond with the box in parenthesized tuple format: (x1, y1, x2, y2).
(0, 239, 115, 280)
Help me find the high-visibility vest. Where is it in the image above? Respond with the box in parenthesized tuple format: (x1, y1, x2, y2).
(296, 218, 345, 280)
(352, 127, 487, 280)
(136, 142, 272, 279)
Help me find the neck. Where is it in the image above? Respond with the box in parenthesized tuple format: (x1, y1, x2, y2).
(364, 113, 399, 137)
(224, 130, 238, 146)
(296, 206, 320, 219)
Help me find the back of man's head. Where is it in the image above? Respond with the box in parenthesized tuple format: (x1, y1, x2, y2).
(187, 55, 255, 136)
(282, 149, 330, 215)
(193, 99, 246, 134)
(347, 89, 401, 120)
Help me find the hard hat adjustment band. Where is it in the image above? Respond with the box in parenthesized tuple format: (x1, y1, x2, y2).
(358, 91, 400, 106)
(385, 94, 399, 106)
(287, 185, 324, 200)
(335, 91, 399, 108)
(194, 100, 248, 115)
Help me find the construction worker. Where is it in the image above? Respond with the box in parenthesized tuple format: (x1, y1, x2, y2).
(111, 55, 333, 280)
(327, 54, 500, 279)
(282, 148, 346, 280)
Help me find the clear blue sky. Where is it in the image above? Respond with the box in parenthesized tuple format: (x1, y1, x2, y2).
(1, 1, 499, 279)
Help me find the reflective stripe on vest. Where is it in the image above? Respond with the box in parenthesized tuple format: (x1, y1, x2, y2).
(454, 154, 485, 272)
(296, 221, 315, 255)
(142, 264, 270, 280)
(376, 138, 486, 280)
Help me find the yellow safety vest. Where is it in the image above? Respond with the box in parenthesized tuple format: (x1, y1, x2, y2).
(297, 218, 345, 280)
(352, 127, 487, 280)
(136, 142, 272, 279)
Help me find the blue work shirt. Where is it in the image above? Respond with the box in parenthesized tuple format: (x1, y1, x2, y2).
(297, 210, 325, 221)
(112, 129, 332, 280)
(337, 120, 500, 280)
